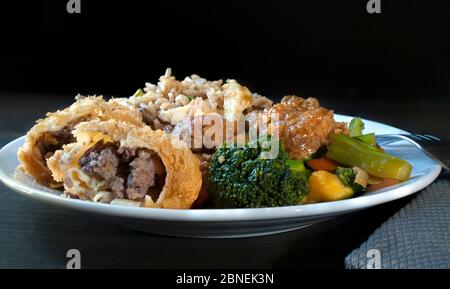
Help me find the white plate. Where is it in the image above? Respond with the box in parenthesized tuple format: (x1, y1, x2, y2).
(0, 115, 441, 238)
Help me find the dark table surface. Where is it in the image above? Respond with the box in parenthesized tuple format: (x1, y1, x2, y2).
(0, 94, 449, 269)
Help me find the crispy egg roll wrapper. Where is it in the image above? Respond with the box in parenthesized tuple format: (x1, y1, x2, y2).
(17, 96, 142, 187)
(47, 119, 202, 209)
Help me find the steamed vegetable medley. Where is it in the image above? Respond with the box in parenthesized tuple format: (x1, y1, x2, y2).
(208, 117, 412, 208)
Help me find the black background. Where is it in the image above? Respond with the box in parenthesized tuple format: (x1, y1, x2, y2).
(2, 0, 450, 100)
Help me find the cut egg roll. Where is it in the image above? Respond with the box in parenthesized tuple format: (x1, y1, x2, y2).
(47, 119, 202, 209)
(17, 96, 143, 187)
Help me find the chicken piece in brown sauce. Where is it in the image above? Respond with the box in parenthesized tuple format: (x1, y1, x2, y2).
(269, 96, 348, 160)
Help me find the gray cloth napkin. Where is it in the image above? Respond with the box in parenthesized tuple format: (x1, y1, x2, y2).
(345, 178, 450, 269)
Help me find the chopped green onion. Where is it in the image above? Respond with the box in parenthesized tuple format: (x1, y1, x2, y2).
(133, 89, 145, 97)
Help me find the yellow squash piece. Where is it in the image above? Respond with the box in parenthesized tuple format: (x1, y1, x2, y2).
(308, 170, 354, 202)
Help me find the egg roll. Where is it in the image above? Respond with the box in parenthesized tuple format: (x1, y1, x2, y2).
(47, 119, 202, 209)
(17, 96, 142, 187)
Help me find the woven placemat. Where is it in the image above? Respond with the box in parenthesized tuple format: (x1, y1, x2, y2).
(345, 178, 450, 269)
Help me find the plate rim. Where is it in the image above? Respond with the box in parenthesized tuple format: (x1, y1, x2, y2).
(0, 115, 442, 223)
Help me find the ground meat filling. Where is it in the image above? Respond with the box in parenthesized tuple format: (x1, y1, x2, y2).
(78, 143, 166, 201)
(126, 150, 157, 200)
(38, 118, 87, 160)
(38, 128, 76, 160)
(78, 144, 119, 180)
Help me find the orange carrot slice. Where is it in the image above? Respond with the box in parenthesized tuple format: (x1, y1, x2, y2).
(307, 156, 338, 172)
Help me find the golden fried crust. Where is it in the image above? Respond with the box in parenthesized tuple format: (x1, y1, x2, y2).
(269, 96, 348, 160)
(17, 96, 143, 187)
(48, 119, 202, 209)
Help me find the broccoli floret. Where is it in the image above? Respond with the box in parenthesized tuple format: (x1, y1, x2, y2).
(335, 166, 366, 193)
(208, 138, 309, 208)
(349, 117, 365, 137)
